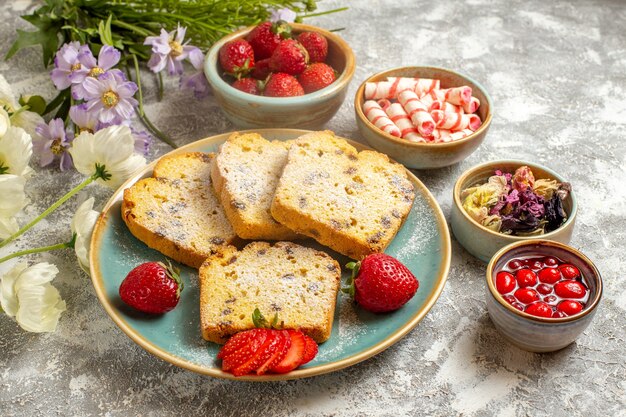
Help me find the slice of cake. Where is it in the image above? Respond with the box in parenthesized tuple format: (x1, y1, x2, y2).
(122, 152, 237, 268)
(211, 132, 300, 240)
(199, 241, 340, 344)
(271, 131, 415, 260)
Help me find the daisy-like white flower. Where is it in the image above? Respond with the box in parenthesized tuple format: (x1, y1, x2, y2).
(0, 107, 9, 137)
(270, 8, 297, 23)
(0, 262, 66, 333)
(70, 197, 100, 273)
(0, 126, 33, 177)
(0, 75, 44, 139)
(70, 45, 122, 100)
(82, 71, 138, 124)
(69, 124, 146, 189)
(144, 25, 201, 75)
(33, 118, 74, 171)
(0, 174, 27, 219)
(180, 48, 211, 99)
(50, 41, 83, 90)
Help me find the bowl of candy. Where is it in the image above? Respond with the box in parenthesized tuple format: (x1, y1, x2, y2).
(204, 21, 355, 129)
(451, 160, 576, 262)
(485, 239, 602, 352)
(354, 66, 492, 169)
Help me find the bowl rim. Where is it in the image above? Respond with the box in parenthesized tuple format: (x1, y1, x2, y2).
(353, 65, 493, 148)
(453, 159, 578, 240)
(204, 22, 356, 104)
(486, 239, 603, 323)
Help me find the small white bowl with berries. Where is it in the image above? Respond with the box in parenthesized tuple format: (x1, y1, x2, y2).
(485, 239, 603, 352)
(204, 22, 355, 129)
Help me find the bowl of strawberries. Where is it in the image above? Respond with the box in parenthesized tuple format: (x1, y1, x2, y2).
(204, 21, 355, 129)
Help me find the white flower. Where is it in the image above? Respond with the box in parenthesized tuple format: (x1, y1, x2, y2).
(0, 262, 66, 333)
(69, 125, 146, 189)
(70, 197, 100, 273)
(0, 107, 9, 137)
(0, 126, 33, 177)
(0, 75, 44, 139)
(0, 216, 18, 239)
(0, 174, 27, 218)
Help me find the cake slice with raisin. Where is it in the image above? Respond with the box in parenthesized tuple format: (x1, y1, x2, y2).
(199, 241, 340, 344)
(270, 131, 415, 260)
(211, 132, 300, 240)
(122, 152, 237, 268)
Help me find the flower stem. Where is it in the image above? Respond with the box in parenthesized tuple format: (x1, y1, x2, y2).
(0, 237, 75, 264)
(0, 175, 96, 249)
(157, 72, 164, 102)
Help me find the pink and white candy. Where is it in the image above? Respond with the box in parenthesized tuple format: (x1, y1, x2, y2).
(443, 86, 472, 106)
(386, 77, 440, 97)
(362, 100, 401, 137)
(397, 89, 436, 137)
(384, 102, 424, 142)
(431, 110, 481, 131)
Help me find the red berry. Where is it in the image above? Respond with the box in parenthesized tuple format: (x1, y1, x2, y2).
(507, 260, 522, 270)
(557, 300, 583, 316)
(298, 62, 337, 93)
(232, 330, 282, 376)
(559, 264, 580, 279)
(119, 261, 183, 314)
(263, 72, 304, 97)
(525, 302, 553, 318)
(218, 328, 266, 360)
(296, 31, 328, 63)
(554, 280, 587, 299)
(544, 257, 558, 266)
(536, 283, 552, 295)
(495, 271, 516, 295)
(350, 253, 419, 313)
(219, 39, 255, 76)
(543, 295, 557, 304)
(514, 288, 539, 304)
(221, 329, 269, 372)
(232, 78, 260, 95)
(246, 21, 292, 60)
(256, 330, 291, 375)
(251, 58, 271, 80)
(269, 39, 308, 75)
(529, 261, 543, 271)
(538, 267, 561, 284)
(503, 295, 516, 304)
(516, 269, 537, 288)
(300, 334, 319, 366)
(270, 330, 306, 374)
(511, 302, 524, 311)
(552, 311, 567, 318)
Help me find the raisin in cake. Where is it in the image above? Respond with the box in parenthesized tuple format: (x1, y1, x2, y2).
(122, 152, 236, 268)
(199, 241, 340, 344)
(211, 132, 299, 240)
(270, 131, 415, 260)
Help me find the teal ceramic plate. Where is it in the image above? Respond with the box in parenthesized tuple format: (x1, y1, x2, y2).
(90, 129, 451, 381)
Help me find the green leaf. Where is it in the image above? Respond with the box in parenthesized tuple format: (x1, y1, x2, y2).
(252, 308, 266, 328)
(18, 95, 47, 115)
(44, 89, 70, 116)
(5, 28, 60, 67)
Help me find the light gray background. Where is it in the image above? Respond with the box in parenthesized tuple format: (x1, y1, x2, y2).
(1, 0, 625, 416)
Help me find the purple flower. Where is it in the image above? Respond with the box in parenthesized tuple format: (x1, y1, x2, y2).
(270, 8, 297, 23)
(69, 103, 100, 133)
(144, 25, 201, 75)
(180, 49, 210, 99)
(50, 42, 83, 90)
(131, 128, 152, 156)
(70, 45, 121, 99)
(33, 119, 74, 171)
(82, 71, 138, 124)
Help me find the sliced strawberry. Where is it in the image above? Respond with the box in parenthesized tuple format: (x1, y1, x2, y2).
(300, 334, 318, 366)
(221, 329, 268, 371)
(218, 328, 264, 359)
(232, 330, 281, 376)
(270, 329, 305, 374)
(256, 330, 291, 375)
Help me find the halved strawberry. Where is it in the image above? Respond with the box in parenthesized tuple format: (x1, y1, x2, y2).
(300, 334, 318, 366)
(256, 330, 291, 375)
(218, 328, 265, 360)
(221, 329, 269, 371)
(270, 329, 305, 374)
(232, 330, 281, 376)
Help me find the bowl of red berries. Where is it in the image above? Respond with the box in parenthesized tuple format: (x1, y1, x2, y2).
(485, 239, 603, 352)
(204, 21, 355, 129)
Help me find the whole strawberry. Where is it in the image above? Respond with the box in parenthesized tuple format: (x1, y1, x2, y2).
(298, 63, 337, 93)
(232, 78, 260, 95)
(269, 39, 308, 75)
(119, 261, 183, 314)
(344, 254, 419, 313)
(219, 39, 255, 77)
(297, 32, 328, 63)
(246, 21, 292, 60)
(251, 58, 271, 80)
(263, 73, 304, 97)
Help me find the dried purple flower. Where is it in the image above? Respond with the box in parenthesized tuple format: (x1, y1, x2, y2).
(144, 25, 201, 76)
(50, 42, 83, 90)
(82, 71, 138, 124)
(70, 45, 122, 99)
(33, 119, 73, 171)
